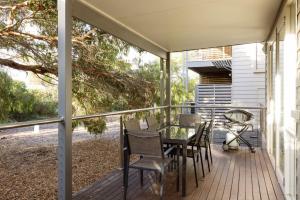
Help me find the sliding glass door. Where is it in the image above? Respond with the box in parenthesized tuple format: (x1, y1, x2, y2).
(267, 3, 297, 198)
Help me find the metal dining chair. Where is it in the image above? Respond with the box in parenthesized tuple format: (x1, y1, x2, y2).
(204, 119, 214, 165)
(146, 115, 159, 131)
(178, 113, 201, 128)
(124, 118, 141, 131)
(123, 130, 177, 200)
(175, 122, 207, 187)
(195, 119, 214, 173)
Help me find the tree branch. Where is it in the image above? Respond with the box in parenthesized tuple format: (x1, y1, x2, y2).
(0, 30, 102, 47)
(0, 58, 56, 75)
(0, 1, 29, 10)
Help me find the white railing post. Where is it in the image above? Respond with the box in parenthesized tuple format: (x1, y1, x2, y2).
(58, 0, 72, 199)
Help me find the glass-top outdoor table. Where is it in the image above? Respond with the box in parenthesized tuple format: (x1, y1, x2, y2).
(159, 125, 197, 197)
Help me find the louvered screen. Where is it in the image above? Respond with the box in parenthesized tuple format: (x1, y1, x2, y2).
(195, 84, 231, 126)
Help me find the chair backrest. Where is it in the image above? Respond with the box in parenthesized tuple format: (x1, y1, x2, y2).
(205, 119, 214, 137)
(125, 130, 163, 158)
(124, 118, 141, 131)
(146, 116, 158, 131)
(224, 109, 253, 124)
(194, 122, 207, 146)
(179, 114, 201, 127)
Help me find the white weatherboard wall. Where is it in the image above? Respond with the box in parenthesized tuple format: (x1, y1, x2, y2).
(231, 43, 266, 126)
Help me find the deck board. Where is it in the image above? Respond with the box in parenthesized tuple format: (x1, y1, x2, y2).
(255, 149, 269, 200)
(73, 146, 284, 200)
(238, 150, 246, 200)
(251, 152, 261, 200)
(257, 150, 277, 200)
(262, 151, 285, 200)
(213, 155, 231, 200)
(245, 150, 253, 200)
(221, 153, 236, 200)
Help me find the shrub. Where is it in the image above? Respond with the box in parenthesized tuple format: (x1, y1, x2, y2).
(0, 71, 57, 123)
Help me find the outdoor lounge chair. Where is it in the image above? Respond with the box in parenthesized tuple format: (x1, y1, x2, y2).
(123, 130, 178, 200)
(222, 109, 255, 153)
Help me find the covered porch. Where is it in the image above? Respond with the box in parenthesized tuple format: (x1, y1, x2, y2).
(60, 1, 282, 198)
(1, 0, 297, 199)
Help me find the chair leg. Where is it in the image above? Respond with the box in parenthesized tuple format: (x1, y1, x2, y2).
(156, 172, 159, 183)
(208, 142, 213, 165)
(140, 169, 143, 187)
(192, 153, 198, 187)
(205, 148, 208, 160)
(199, 149, 205, 177)
(123, 165, 129, 200)
(160, 170, 164, 200)
(176, 145, 180, 192)
(206, 146, 211, 172)
(196, 146, 199, 163)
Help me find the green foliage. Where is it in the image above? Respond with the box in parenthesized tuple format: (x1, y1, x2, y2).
(0, 71, 13, 122)
(135, 58, 197, 106)
(136, 62, 161, 105)
(0, 71, 57, 123)
(82, 118, 106, 135)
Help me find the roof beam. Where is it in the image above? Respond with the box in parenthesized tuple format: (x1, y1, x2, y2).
(266, 0, 287, 41)
(72, 0, 167, 59)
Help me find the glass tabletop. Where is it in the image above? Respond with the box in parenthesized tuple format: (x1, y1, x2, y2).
(160, 126, 197, 144)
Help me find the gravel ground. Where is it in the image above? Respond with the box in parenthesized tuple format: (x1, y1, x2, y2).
(0, 116, 122, 200)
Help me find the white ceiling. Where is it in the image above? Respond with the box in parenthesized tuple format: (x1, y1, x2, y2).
(73, 0, 281, 56)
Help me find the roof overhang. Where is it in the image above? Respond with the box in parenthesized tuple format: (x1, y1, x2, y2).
(72, 0, 282, 58)
(188, 60, 231, 74)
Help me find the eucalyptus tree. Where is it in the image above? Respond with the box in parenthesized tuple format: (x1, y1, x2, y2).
(0, 0, 156, 133)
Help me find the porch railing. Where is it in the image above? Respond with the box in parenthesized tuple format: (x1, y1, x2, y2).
(0, 106, 168, 131)
(0, 104, 266, 177)
(0, 104, 266, 131)
(0, 106, 169, 169)
(0, 104, 266, 144)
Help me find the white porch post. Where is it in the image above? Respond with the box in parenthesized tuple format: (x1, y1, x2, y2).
(160, 58, 165, 124)
(166, 52, 171, 124)
(296, 0, 300, 198)
(58, 0, 72, 199)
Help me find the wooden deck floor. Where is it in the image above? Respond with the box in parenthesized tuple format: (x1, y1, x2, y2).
(73, 146, 284, 200)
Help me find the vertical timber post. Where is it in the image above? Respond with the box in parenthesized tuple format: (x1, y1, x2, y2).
(160, 58, 165, 124)
(166, 52, 171, 125)
(58, 0, 72, 199)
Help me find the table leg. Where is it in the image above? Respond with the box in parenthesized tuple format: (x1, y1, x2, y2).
(182, 143, 187, 196)
(176, 145, 179, 192)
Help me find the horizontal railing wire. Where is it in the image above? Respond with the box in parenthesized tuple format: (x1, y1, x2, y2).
(0, 106, 169, 131)
(0, 105, 265, 131)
